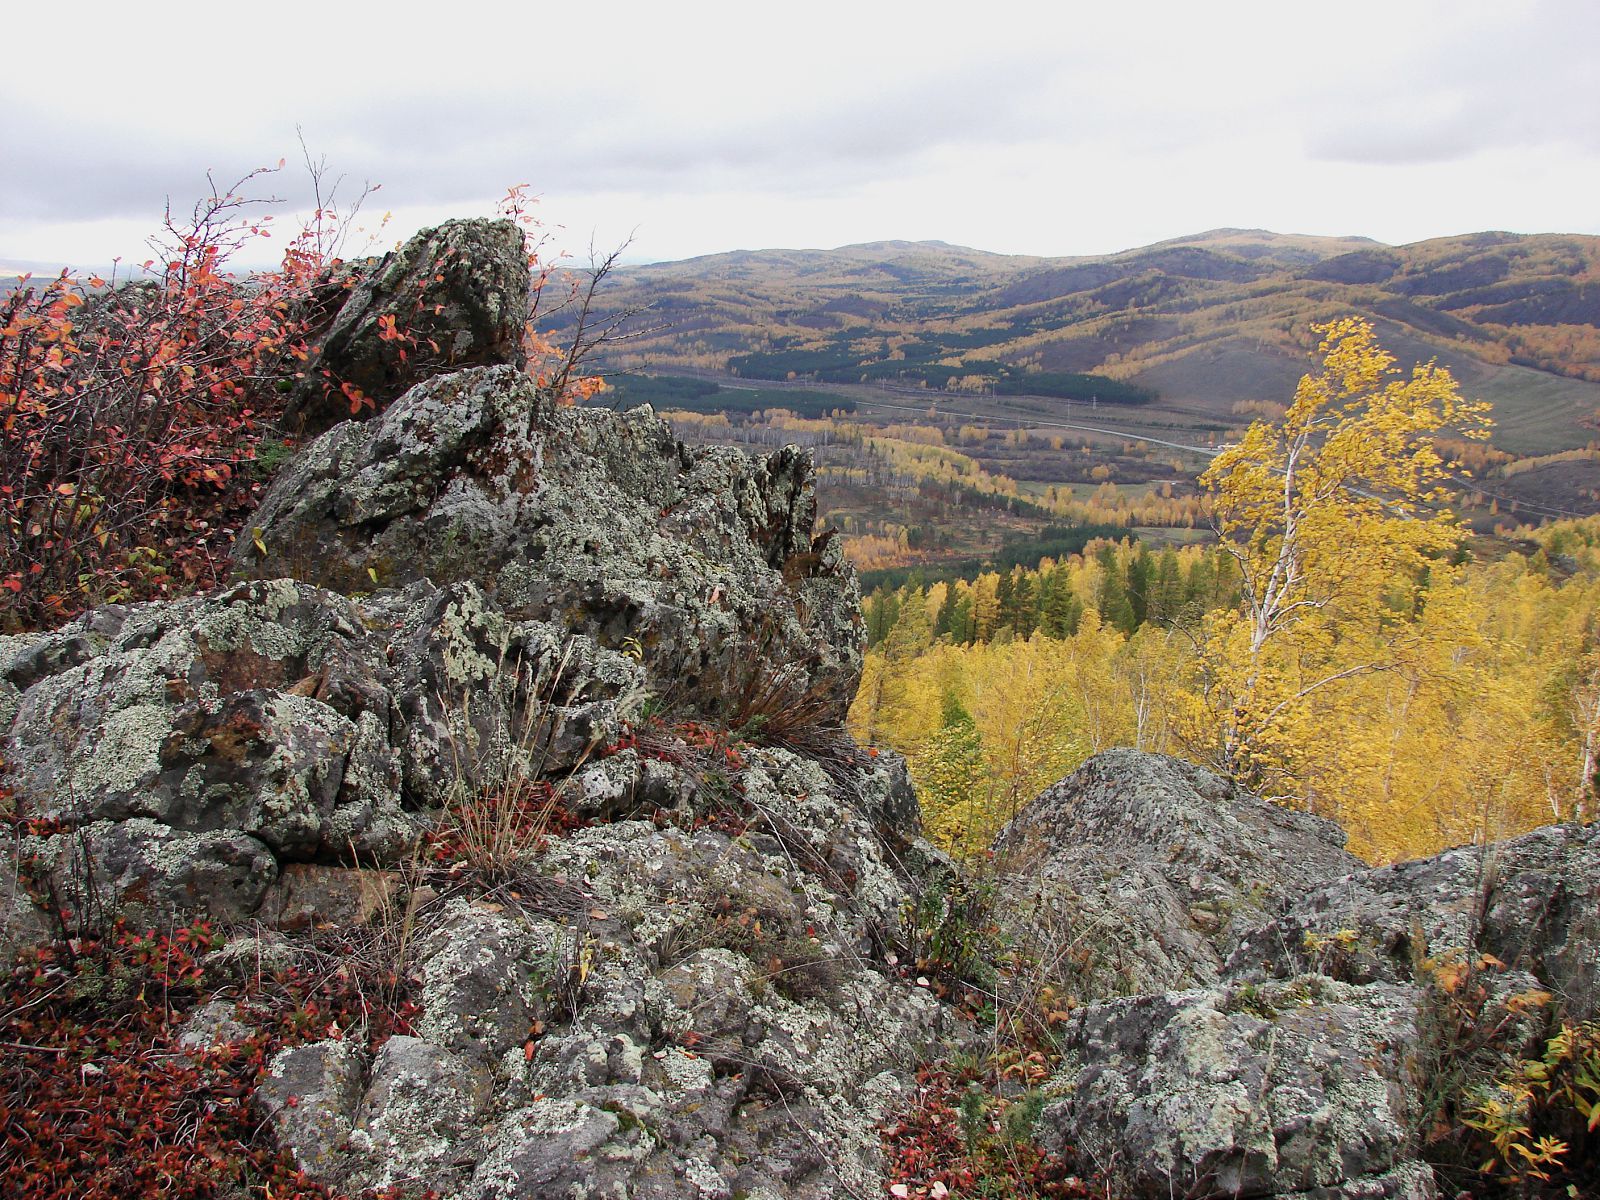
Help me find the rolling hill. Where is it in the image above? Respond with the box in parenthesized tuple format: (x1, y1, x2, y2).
(577, 228, 1600, 458)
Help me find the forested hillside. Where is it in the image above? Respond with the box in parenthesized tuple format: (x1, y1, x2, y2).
(579, 228, 1600, 458)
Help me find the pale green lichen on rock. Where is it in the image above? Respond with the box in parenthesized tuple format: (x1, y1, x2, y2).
(242, 363, 863, 723)
(72, 702, 171, 797)
(189, 578, 329, 661)
(345, 1036, 494, 1194)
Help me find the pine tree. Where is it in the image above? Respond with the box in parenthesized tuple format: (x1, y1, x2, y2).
(1040, 567, 1083, 638)
(884, 586, 933, 660)
(865, 584, 900, 646)
(933, 580, 959, 639)
(1127, 544, 1153, 627)
(913, 691, 988, 856)
(1096, 545, 1137, 635)
(1151, 549, 1185, 625)
(1011, 569, 1039, 638)
(994, 568, 1016, 634)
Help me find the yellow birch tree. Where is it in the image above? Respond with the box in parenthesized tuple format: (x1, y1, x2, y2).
(1197, 317, 1493, 802)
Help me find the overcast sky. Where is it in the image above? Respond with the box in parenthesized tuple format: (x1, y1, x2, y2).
(4, 0, 1598, 272)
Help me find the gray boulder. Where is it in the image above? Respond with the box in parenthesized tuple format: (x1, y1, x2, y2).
(1227, 818, 1600, 1019)
(255, 1039, 366, 1177)
(346, 1035, 496, 1196)
(2, 579, 407, 855)
(27, 818, 277, 927)
(0, 577, 640, 926)
(1040, 977, 1434, 1199)
(282, 218, 531, 438)
(0, 843, 51, 957)
(235, 365, 862, 722)
(993, 750, 1364, 999)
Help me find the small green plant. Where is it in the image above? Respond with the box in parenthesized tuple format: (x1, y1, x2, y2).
(1227, 982, 1278, 1020)
(901, 871, 1001, 992)
(251, 438, 297, 478)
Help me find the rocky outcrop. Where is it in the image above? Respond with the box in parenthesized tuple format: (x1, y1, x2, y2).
(1227, 819, 1600, 1020)
(236, 364, 863, 722)
(993, 750, 1364, 998)
(0, 312, 947, 1194)
(222, 743, 949, 1199)
(1, 578, 642, 918)
(995, 750, 1599, 1200)
(282, 218, 532, 438)
(3, 592, 942, 1197)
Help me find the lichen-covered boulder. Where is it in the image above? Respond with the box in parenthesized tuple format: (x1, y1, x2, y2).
(390, 581, 642, 808)
(467, 1099, 638, 1200)
(990, 751, 1599, 1197)
(2, 579, 407, 853)
(235, 364, 862, 723)
(992, 750, 1364, 999)
(1226, 819, 1600, 1019)
(346, 1035, 496, 1196)
(1, 577, 641, 927)
(27, 819, 277, 927)
(282, 218, 531, 438)
(0, 848, 50, 958)
(1039, 977, 1436, 1200)
(252, 744, 950, 1199)
(255, 1039, 366, 1177)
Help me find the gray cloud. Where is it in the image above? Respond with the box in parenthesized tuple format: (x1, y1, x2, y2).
(4, 0, 1598, 264)
(1, 42, 1075, 228)
(1304, 0, 1600, 166)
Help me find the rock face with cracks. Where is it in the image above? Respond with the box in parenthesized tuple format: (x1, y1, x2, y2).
(994, 750, 1600, 1200)
(1226, 818, 1600, 1020)
(237, 364, 863, 723)
(1042, 978, 1434, 1200)
(2, 577, 643, 922)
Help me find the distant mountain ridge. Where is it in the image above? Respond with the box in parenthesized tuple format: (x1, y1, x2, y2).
(587, 228, 1600, 456)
